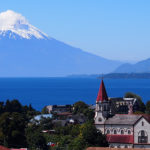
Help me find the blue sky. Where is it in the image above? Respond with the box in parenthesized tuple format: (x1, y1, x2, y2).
(0, 0, 150, 62)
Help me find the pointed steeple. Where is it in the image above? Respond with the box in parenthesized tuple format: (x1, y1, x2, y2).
(96, 79, 108, 102)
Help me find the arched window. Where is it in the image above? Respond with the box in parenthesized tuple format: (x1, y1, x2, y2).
(121, 130, 124, 135)
(114, 130, 117, 134)
(142, 121, 144, 126)
(106, 129, 110, 134)
(138, 130, 148, 143)
(128, 130, 131, 135)
(98, 117, 102, 122)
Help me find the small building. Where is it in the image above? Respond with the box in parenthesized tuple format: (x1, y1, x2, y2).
(46, 105, 72, 113)
(52, 112, 87, 126)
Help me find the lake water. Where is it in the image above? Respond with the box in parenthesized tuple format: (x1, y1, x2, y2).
(0, 78, 149, 110)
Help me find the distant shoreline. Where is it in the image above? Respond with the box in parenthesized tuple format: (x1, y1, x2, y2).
(67, 73, 150, 79)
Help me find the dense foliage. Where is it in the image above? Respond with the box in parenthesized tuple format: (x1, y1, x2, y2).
(0, 99, 43, 149)
(45, 122, 108, 150)
(0, 99, 108, 150)
(73, 101, 95, 121)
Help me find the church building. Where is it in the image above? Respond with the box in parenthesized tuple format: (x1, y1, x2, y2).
(94, 80, 150, 148)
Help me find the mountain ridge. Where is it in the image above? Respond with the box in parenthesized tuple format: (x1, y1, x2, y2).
(114, 58, 150, 73)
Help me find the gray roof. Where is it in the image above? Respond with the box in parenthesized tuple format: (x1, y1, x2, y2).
(105, 114, 142, 125)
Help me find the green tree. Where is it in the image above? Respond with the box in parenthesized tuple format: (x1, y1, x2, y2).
(146, 100, 150, 114)
(124, 92, 146, 113)
(26, 125, 48, 150)
(39, 117, 53, 130)
(41, 106, 49, 114)
(70, 124, 80, 137)
(73, 101, 88, 114)
(5, 99, 22, 113)
(0, 112, 27, 148)
(0, 102, 4, 114)
(58, 135, 73, 149)
(83, 108, 95, 121)
(80, 122, 108, 147)
(68, 136, 85, 150)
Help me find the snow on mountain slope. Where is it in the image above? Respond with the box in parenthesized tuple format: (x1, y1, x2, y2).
(0, 10, 49, 39)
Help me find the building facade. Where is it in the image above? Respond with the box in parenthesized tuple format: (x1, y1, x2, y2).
(95, 80, 150, 148)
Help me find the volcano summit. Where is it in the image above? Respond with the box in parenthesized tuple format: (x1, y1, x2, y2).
(0, 10, 121, 77)
(0, 10, 48, 39)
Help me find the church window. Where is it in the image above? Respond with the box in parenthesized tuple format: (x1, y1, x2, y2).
(121, 130, 124, 135)
(98, 117, 102, 122)
(114, 130, 117, 134)
(142, 121, 144, 126)
(106, 129, 110, 134)
(138, 130, 148, 143)
(128, 130, 131, 135)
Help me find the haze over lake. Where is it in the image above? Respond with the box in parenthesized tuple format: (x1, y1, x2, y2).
(0, 78, 149, 110)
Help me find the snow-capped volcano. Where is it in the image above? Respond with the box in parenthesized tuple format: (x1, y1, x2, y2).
(0, 10, 48, 39)
(0, 10, 122, 77)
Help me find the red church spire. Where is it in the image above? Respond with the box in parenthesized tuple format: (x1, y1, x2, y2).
(96, 79, 108, 102)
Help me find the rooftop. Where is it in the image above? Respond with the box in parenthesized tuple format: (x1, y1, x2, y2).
(105, 114, 142, 125)
(107, 135, 134, 144)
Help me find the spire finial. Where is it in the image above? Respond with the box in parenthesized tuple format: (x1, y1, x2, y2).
(97, 73, 104, 80)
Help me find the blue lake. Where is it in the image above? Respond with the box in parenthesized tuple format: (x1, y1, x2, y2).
(0, 78, 149, 110)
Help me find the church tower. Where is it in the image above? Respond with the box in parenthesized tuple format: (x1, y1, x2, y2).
(95, 79, 111, 132)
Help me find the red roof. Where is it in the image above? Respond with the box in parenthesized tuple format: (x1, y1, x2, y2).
(107, 135, 134, 144)
(0, 145, 28, 150)
(96, 80, 108, 102)
(0, 145, 10, 150)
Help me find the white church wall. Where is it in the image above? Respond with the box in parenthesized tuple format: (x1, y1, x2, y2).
(95, 109, 106, 134)
(95, 124, 105, 134)
(134, 117, 150, 144)
(105, 124, 133, 135)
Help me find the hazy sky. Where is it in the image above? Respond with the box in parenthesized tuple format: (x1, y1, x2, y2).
(0, 0, 150, 62)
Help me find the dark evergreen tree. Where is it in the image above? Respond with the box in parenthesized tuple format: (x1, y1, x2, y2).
(146, 100, 150, 114)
